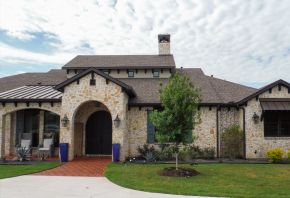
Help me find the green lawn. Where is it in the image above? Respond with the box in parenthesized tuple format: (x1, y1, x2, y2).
(105, 163, 290, 198)
(0, 162, 60, 179)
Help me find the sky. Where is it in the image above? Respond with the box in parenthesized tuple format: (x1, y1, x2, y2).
(0, 0, 290, 88)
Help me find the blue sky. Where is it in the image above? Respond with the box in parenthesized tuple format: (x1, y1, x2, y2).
(0, 0, 290, 88)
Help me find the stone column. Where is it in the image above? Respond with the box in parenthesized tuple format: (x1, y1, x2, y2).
(4, 113, 12, 156)
(39, 110, 45, 145)
(0, 114, 5, 159)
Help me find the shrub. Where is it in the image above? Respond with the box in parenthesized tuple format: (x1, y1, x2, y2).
(222, 124, 243, 159)
(267, 148, 285, 163)
(201, 147, 215, 160)
(288, 150, 290, 160)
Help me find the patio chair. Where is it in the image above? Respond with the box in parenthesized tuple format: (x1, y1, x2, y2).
(38, 133, 55, 160)
(16, 133, 33, 161)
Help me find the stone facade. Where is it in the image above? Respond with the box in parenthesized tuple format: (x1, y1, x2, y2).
(244, 85, 290, 158)
(127, 107, 148, 156)
(193, 107, 217, 153)
(1, 77, 290, 161)
(60, 72, 129, 161)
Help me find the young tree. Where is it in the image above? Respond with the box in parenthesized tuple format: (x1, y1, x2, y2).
(150, 72, 200, 170)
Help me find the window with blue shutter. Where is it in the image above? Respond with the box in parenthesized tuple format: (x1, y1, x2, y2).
(147, 110, 155, 143)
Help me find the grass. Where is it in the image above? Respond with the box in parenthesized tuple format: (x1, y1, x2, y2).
(0, 162, 60, 179)
(105, 163, 290, 198)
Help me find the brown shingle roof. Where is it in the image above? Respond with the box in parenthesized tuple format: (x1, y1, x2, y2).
(62, 55, 176, 69)
(121, 68, 257, 105)
(0, 67, 257, 105)
(0, 69, 67, 93)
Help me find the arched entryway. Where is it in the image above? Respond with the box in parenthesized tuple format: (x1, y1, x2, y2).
(85, 111, 112, 155)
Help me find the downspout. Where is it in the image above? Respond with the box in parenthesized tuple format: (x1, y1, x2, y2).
(240, 106, 246, 159)
(216, 106, 220, 158)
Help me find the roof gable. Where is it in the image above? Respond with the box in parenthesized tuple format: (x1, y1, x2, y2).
(55, 68, 136, 97)
(238, 79, 290, 105)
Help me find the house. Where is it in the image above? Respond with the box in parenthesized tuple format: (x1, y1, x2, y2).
(0, 34, 289, 161)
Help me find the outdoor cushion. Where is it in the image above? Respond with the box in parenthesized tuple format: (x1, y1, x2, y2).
(21, 139, 31, 148)
(43, 139, 53, 148)
(39, 148, 50, 151)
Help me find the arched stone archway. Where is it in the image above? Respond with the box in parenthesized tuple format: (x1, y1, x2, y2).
(60, 73, 129, 161)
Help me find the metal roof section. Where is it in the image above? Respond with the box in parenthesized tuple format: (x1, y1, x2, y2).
(0, 85, 62, 102)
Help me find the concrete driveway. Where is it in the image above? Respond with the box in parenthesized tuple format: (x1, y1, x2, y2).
(0, 175, 213, 198)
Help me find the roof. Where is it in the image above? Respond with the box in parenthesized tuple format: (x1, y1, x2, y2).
(0, 67, 260, 105)
(0, 85, 62, 102)
(238, 79, 290, 105)
(62, 55, 176, 69)
(0, 69, 67, 93)
(55, 68, 136, 97)
(119, 68, 257, 105)
(260, 98, 290, 111)
(178, 68, 257, 104)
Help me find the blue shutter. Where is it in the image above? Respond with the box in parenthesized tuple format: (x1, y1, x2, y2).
(16, 111, 24, 145)
(147, 111, 155, 143)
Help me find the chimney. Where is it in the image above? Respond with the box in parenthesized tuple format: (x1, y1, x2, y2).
(158, 34, 170, 55)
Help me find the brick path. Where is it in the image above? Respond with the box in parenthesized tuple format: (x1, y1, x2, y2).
(34, 156, 112, 177)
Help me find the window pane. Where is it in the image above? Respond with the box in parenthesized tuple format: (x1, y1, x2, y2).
(128, 70, 134, 77)
(264, 111, 290, 137)
(280, 112, 290, 137)
(44, 111, 60, 147)
(153, 70, 160, 78)
(24, 110, 39, 147)
(264, 112, 278, 137)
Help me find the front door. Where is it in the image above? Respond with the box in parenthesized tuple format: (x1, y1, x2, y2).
(85, 111, 112, 155)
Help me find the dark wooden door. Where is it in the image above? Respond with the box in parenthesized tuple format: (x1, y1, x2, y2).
(85, 111, 112, 155)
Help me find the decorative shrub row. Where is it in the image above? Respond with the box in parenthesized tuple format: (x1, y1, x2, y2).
(266, 148, 290, 163)
(128, 144, 215, 163)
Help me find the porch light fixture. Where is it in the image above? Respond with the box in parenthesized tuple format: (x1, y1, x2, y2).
(114, 114, 121, 127)
(61, 114, 69, 127)
(252, 112, 259, 124)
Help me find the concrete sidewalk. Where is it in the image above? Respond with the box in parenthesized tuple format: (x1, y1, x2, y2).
(0, 176, 213, 198)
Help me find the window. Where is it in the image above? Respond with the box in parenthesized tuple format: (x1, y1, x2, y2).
(16, 110, 40, 147)
(102, 69, 110, 75)
(264, 111, 290, 137)
(153, 69, 160, 78)
(147, 111, 156, 143)
(128, 70, 135, 78)
(44, 111, 60, 147)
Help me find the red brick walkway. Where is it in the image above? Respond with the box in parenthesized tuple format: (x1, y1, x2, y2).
(34, 156, 112, 177)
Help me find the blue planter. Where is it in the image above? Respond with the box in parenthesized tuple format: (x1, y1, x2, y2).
(59, 143, 68, 162)
(112, 144, 120, 162)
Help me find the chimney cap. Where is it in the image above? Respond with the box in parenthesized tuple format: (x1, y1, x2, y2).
(158, 34, 170, 43)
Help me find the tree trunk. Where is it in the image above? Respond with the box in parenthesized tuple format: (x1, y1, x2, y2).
(175, 152, 178, 170)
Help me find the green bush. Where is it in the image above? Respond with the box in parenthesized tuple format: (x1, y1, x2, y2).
(287, 150, 290, 160)
(222, 124, 243, 159)
(201, 147, 215, 160)
(267, 148, 285, 163)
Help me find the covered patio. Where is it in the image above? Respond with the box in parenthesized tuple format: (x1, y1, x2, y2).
(0, 85, 62, 159)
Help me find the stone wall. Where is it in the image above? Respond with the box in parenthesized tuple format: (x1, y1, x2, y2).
(218, 107, 241, 157)
(127, 107, 147, 156)
(193, 107, 217, 153)
(60, 72, 129, 160)
(244, 85, 290, 158)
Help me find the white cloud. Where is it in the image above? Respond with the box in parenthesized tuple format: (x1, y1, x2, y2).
(0, 0, 290, 86)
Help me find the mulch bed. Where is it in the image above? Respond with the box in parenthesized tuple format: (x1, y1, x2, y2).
(159, 167, 200, 177)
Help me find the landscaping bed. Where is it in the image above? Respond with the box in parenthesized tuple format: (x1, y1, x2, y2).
(105, 163, 290, 198)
